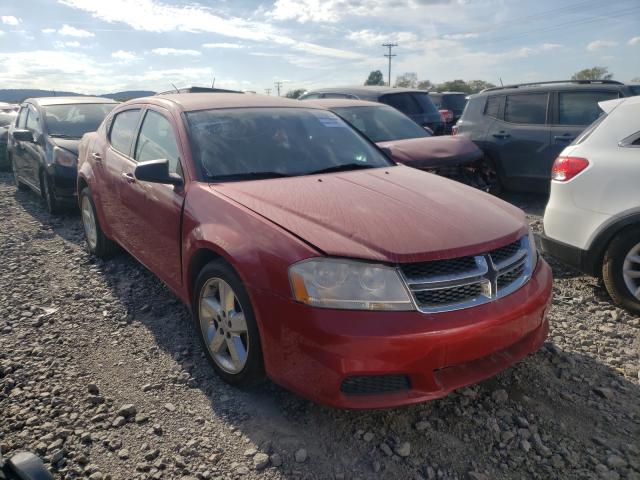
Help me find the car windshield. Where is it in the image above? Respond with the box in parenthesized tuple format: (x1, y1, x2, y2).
(185, 107, 393, 181)
(43, 103, 116, 138)
(331, 105, 430, 142)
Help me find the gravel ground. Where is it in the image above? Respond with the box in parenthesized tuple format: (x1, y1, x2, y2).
(1, 172, 638, 480)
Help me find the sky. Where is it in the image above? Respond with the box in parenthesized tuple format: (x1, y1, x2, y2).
(0, 0, 638, 94)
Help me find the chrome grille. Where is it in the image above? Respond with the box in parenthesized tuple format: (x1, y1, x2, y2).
(399, 235, 534, 313)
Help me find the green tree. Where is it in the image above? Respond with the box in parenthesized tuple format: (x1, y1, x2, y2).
(571, 66, 613, 81)
(416, 80, 434, 91)
(364, 70, 385, 86)
(394, 72, 418, 88)
(467, 80, 496, 93)
(436, 79, 472, 94)
(631, 77, 640, 83)
(285, 89, 306, 99)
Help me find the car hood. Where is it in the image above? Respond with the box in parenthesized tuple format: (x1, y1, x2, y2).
(377, 135, 482, 169)
(212, 165, 526, 263)
(49, 137, 80, 156)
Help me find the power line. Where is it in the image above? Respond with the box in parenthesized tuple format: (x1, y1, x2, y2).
(274, 81, 284, 96)
(382, 43, 397, 87)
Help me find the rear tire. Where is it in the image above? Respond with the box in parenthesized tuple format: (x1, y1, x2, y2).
(41, 171, 62, 214)
(10, 155, 28, 191)
(79, 187, 118, 258)
(602, 227, 640, 314)
(193, 260, 265, 387)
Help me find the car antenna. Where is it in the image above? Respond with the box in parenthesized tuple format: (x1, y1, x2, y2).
(499, 77, 504, 87)
(171, 83, 179, 93)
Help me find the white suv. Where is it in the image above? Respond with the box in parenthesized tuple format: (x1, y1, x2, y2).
(541, 96, 640, 313)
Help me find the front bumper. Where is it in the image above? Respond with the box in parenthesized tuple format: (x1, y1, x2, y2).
(252, 259, 553, 409)
(48, 164, 78, 205)
(539, 233, 591, 274)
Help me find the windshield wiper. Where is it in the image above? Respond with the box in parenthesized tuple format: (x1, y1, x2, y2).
(209, 171, 292, 181)
(307, 163, 375, 175)
(49, 134, 80, 139)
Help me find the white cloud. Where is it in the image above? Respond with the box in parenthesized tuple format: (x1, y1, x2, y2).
(111, 50, 138, 60)
(629, 37, 640, 46)
(0, 30, 4, 36)
(59, 24, 94, 37)
(202, 42, 243, 49)
(268, 0, 341, 23)
(1, 16, 20, 26)
(347, 29, 419, 47)
(442, 33, 479, 40)
(53, 40, 82, 48)
(41, 28, 56, 34)
(586, 40, 618, 52)
(152, 48, 201, 56)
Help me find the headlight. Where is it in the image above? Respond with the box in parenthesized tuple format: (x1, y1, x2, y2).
(289, 258, 414, 311)
(526, 227, 538, 272)
(53, 146, 77, 167)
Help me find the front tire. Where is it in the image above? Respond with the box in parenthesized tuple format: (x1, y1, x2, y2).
(80, 187, 118, 257)
(602, 227, 640, 314)
(193, 260, 265, 386)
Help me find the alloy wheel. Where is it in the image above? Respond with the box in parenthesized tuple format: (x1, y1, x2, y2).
(622, 242, 640, 300)
(81, 195, 98, 250)
(199, 278, 249, 374)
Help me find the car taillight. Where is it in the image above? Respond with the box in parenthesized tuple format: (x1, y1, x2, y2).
(438, 109, 454, 123)
(551, 156, 589, 182)
(451, 125, 459, 136)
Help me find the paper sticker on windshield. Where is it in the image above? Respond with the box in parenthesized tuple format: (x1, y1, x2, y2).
(317, 117, 347, 128)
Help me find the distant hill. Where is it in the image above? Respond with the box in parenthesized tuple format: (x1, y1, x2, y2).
(0, 89, 156, 103)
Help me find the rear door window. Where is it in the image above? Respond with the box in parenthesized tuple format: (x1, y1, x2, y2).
(134, 110, 181, 174)
(484, 96, 501, 118)
(109, 109, 141, 156)
(380, 93, 421, 115)
(504, 93, 548, 124)
(557, 91, 619, 125)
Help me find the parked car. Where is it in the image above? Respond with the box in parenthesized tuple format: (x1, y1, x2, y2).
(541, 96, 640, 313)
(299, 86, 446, 135)
(454, 80, 638, 192)
(0, 108, 18, 170)
(427, 91, 468, 134)
(304, 98, 499, 191)
(7, 97, 117, 213)
(78, 93, 552, 409)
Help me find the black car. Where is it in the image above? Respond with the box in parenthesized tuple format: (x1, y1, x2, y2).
(299, 86, 445, 135)
(427, 91, 467, 134)
(8, 97, 117, 213)
(0, 110, 18, 170)
(454, 80, 639, 192)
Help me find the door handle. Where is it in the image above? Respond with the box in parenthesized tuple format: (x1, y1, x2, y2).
(554, 135, 575, 142)
(492, 132, 510, 139)
(121, 172, 136, 183)
(91, 152, 102, 163)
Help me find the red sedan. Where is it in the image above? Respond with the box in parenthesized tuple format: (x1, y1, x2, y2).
(77, 93, 552, 409)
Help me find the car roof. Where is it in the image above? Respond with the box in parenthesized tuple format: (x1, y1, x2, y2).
(132, 93, 324, 112)
(478, 82, 627, 96)
(428, 91, 467, 95)
(600, 95, 640, 113)
(304, 86, 428, 99)
(301, 99, 383, 109)
(25, 96, 118, 106)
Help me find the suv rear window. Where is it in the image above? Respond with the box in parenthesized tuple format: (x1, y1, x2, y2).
(380, 93, 438, 116)
(558, 91, 618, 125)
(504, 93, 547, 125)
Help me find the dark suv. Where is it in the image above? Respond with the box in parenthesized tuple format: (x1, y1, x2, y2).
(427, 92, 467, 134)
(299, 86, 445, 135)
(455, 80, 638, 192)
(7, 97, 117, 213)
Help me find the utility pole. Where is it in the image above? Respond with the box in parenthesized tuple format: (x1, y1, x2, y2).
(264, 88, 272, 96)
(274, 81, 283, 96)
(382, 43, 398, 87)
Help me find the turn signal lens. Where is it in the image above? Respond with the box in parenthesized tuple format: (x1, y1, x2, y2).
(551, 156, 589, 182)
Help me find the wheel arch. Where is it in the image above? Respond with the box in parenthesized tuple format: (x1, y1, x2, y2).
(587, 212, 640, 277)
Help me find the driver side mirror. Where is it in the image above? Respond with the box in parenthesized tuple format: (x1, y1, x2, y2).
(134, 159, 183, 186)
(12, 129, 34, 143)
